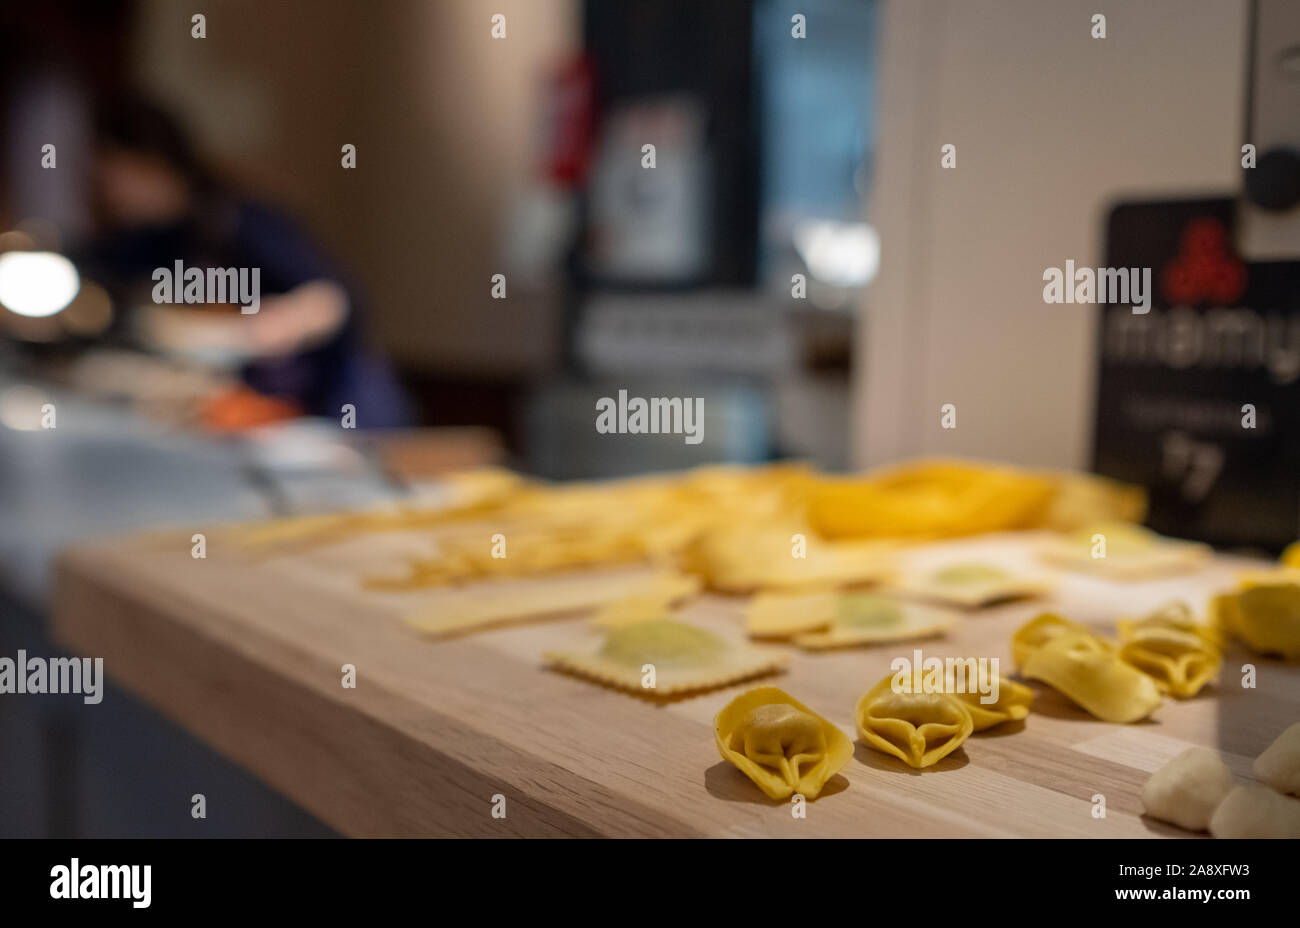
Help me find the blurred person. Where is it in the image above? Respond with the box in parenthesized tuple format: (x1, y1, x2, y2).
(73, 96, 409, 427)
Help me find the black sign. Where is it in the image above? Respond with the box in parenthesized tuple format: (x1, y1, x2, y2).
(1094, 198, 1300, 552)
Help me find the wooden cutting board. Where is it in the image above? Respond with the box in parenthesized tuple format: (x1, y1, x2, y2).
(50, 527, 1300, 837)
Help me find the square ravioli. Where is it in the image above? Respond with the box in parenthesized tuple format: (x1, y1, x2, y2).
(890, 561, 1051, 608)
(545, 619, 788, 696)
(1038, 523, 1209, 579)
(749, 592, 956, 650)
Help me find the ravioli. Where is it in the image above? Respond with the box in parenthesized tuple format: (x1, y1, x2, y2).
(1038, 522, 1209, 579)
(1141, 747, 1234, 833)
(855, 674, 974, 768)
(791, 594, 956, 650)
(1254, 722, 1300, 796)
(714, 687, 853, 800)
(544, 619, 786, 696)
(1019, 631, 1163, 723)
(894, 562, 1051, 608)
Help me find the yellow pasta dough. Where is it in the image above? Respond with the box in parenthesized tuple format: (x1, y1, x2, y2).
(1020, 631, 1162, 723)
(1038, 522, 1209, 579)
(714, 687, 853, 800)
(1253, 722, 1300, 796)
(894, 562, 1051, 608)
(588, 573, 703, 628)
(745, 591, 839, 639)
(808, 458, 1058, 540)
(791, 594, 956, 650)
(402, 570, 689, 638)
(855, 674, 974, 768)
(544, 619, 787, 696)
(687, 525, 895, 593)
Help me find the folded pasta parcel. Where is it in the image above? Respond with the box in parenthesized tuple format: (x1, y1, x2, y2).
(544, 619, 786, 696)
(1011, 612, 1102, 670)
(1117, 602, 1221, 698)
(1015, 616, 1162, 723)
(1211, 582, 1300, 660)
(855, 674, 974, 768)
(715, 688, 853, 800)
(948, 674, 1034, 731)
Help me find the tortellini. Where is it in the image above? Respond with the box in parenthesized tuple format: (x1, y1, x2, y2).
(1141, 747, 1234, 832)
(1117, 602, 1221, 698)
(545, 619, 786, 696)
(895, 562, 1051, 608)
(1011, 612, 1102, 670)
(714, 688, 853, 800)
(949, 675, 1034, 731)
(1254, 722, 1300, 796)
(1015, 618, 1162, 723)
(855, 675, 974, 768)
(1209, 785, 1300, 839)
(1211, 583, 1300, 660)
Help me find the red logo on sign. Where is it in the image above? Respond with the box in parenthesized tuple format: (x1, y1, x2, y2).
(1160, 218, 1246, 305)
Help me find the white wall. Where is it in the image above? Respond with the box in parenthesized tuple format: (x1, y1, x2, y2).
(856, 0, 1248, 470)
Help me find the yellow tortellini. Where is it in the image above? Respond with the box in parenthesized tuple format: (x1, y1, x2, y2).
(949, 675, 1035, 731)
(1019, 629, 1162, 723)
(1011, 612, 1102, 670)
(1211, 584, 1300, 660)
(1117, 603, 1221, 698)
(855, 674, 974, 768)
(545, 619, 787, 696)
(714, 688, 853, 800)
